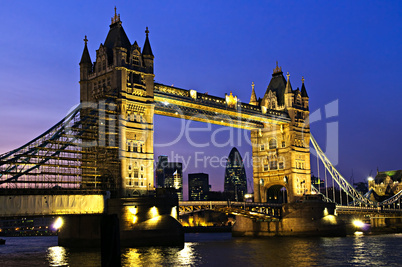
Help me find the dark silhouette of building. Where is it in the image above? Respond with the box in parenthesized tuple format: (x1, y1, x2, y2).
(224, 147, 247, 201)
(188, 173, 210, 201)
(155, 155, 183, 200)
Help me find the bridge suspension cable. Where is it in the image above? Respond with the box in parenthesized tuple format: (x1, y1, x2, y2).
(310, 134, 376, 207)
(0, 100, 118, 191)
(310, 134, 402, 207)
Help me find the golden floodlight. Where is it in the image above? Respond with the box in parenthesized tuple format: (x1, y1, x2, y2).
(53, 217, 64, 230)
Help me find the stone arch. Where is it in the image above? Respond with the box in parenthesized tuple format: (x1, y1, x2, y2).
(266, 184, 288, 204)
(132, 189, 141, 196)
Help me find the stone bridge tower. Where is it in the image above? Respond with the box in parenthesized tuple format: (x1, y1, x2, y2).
(79, 10, 155, 197)
(251, 63, 311, 203)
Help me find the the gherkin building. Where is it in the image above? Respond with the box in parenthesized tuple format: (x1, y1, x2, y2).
(224, 147, 247, 201)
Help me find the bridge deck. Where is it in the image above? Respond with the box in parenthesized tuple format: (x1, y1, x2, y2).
(154, 83, 290, 129)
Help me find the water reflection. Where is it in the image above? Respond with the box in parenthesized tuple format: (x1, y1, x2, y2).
(47, 246, 68, 266)
(121, 243, 199, 266)
(39, 234, 402, 266)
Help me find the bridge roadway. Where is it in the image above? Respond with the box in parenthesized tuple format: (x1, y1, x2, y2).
(1, 191, 402, 219)
(0, 190, 106, 217)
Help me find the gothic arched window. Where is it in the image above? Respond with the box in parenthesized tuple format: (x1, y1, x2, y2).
(269, 138, 277, 149)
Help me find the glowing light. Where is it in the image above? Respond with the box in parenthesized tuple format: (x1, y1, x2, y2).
(163, 101, 169, 106)
(353, 220, 365, 228)
(354, 231, 364, 235)
(323, 208, 329, 216)
(171, 206, 178, 219)
(128, 206, 138, 215)
(132, 215, 138, 224)
(150, 206, 159, 218)
(322, 215, 337, 224)
(148, 216, 162, 226)
(53, 217, 64, 230)
(368, 177, 374, 182)
(244, 194, 253, 199)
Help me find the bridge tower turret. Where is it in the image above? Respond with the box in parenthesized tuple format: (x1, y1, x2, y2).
(79, 9, 155, 197)
(79, 36, 92, 103)
(252, 63, 311, 203)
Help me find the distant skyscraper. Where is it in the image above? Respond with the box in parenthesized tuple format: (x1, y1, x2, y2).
(224, 147, 247, 201)
(156, 155, 168, 188)
(188, 173, 210, 201)
(155, 155, 183, 200)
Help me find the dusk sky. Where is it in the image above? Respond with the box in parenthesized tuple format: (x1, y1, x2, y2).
(1, 1, 401, 200)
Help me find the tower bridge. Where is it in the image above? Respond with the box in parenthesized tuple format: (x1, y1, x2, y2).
(1, 9, 402, 244)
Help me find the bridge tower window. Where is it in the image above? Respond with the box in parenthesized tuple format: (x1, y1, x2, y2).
(264, 164, 269, 172)
(269, 138, 277, 149)
(133, 142, 138, 152)
(279, 160, 284, 170)
(269, 160, 278, 170)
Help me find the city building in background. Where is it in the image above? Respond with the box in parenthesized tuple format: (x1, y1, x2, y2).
(224, 147, 247, 201)
(188, 173, 210, 201)
(155, 155, 183, 200)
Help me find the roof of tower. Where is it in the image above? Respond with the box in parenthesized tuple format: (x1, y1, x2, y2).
(264, 64, 287, 106)
(104, 9, 131, 61)
(80, 36, 92, 65)
(142, 27, 154, 57)
(301, 77, 308, 98)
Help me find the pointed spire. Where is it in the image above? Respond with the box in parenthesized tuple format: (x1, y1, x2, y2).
(285, 72, 292, 93)
(301, 76, 308, 98)
(249, 82, 258, 105)
(80, 35, 92, 65)
(111, 6, 121, 25)
(273, 61, 282, 74)
(142, 27, 154, 57)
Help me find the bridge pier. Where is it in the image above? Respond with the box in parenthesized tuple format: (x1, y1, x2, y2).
(58, 195, 184, 247)
(232, 202, 346, 237)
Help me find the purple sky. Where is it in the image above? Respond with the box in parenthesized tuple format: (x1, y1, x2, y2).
(1, 1, 402, 200)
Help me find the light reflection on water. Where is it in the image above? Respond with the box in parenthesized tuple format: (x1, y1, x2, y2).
(121, 243, 201, 266)
(3, 234, 402, 266)
(47, 246, 68, 266)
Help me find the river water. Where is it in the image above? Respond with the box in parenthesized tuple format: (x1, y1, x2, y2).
(0, 233, 401, 266)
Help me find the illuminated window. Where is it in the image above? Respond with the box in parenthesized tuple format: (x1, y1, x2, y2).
(270, 160, 278, 170)
(269, 139, 277, 149)
(279, 161, 284, 169)
(127, 141, 131, 152)
(133, 143, 138, 152)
